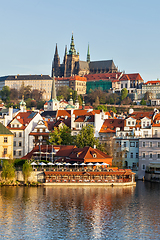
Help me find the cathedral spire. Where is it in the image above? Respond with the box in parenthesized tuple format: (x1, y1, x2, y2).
(69, 33, 76, 55)
(87, 43, 90, 63)
(55, 43, 58, 56)
(51, 72, 56, 100)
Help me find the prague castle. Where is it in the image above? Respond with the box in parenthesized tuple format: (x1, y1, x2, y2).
(51, 33, 118, 78)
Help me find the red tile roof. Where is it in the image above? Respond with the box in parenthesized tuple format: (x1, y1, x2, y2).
(128, 111, 154, 120)
(84, 72, 122, 81)
(100, 119, 124, 133)
(7, 111, 38, 130)
(120, 73, 143, 81)
(56, 110, 71, 118)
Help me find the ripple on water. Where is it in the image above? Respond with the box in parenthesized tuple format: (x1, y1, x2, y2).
(0, 183, 160, 239)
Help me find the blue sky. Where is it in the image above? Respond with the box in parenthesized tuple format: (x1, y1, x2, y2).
(0, 0, 160, 81)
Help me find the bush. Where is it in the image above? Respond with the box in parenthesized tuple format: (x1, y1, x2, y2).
(22, 161, 33, 184)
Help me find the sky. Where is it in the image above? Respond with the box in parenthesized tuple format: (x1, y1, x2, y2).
(0, 0, 160, 82)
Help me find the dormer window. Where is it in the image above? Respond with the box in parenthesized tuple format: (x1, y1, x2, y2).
(93, 153, 97, 158)
(17, 124, 19, 128)
(12, 124, 14, 128)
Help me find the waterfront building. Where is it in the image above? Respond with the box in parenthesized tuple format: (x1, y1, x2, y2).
(7, 106, 43, 158)
(0, 123, 13, 159)
(138, 138, 160, 179)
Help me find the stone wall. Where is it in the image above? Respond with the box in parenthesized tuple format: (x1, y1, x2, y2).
(0, 171, 44, 183)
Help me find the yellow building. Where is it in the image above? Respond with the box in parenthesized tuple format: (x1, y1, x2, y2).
(0, 123, 13, 159)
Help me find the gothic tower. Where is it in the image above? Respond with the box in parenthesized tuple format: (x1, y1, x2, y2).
(87, 43, 90, 63)
(63, 45, 67, 77)
(66, 33, 79, 77)
(52, 43, 60, 77)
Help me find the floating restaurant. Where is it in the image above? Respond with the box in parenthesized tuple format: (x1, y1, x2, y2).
(43, 168, 136, 186)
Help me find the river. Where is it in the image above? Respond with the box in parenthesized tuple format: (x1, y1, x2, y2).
(0, 181, 159, 240)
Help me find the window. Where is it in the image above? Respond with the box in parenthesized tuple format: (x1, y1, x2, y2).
(124, 142, 126, 147)
(14, 141, 16, 147)
(19, 151, 21, 156)
(128, 121, 130, 125)
(132, 162, 136, 168)
(18, 142, 22, 147)
(14, 132, 16, 137)
(4, 137, 8, 143)
(142, 142, 145, 147)
(132, 121, 134, 125)
(14, 150, 16, 156)
(125, 83, 127, 88)
(19, 132, 22, 137)
(136, 142, 139, 148)
(130, 142, 135, 147)
(142, 152, 145, 158)
(130, 152, 133, 158)
(158, 154, 160, 159)
(136, 153, 138, 158)
(142, 164, 146, 170)
(17, 124, 19, 128)
(155, 130, 158, 136)
(149, 153, 153, 159)
(3, 148, 7, 155)
(116, 152, 119, 157)
(150, 142, 152, 148)
(125, 152, 127, 158)
(158, 142, 160, 148)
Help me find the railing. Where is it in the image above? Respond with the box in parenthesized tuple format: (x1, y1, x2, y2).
(45, 178, 132, 183)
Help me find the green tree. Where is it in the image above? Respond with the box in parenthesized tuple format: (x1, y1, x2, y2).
(75, 124, 105, 151)
(1, 160, 15, 180)
(22, 161, 33, 184)
(0, 86, 10, 102)
(140, 98, 146, 105)
(111, 106, 117, 113)
(78, 95, 83, 106)
(49, 125, 74, 145)
(121, 88, 128, 101)
(97, 105, 108, 112)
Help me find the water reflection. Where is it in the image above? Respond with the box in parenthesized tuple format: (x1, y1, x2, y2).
(0, 183, 159, 239)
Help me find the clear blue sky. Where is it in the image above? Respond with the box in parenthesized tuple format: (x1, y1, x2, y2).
(0, 0, 160, 81)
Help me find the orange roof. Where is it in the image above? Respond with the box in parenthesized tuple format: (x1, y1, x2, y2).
(128, 111, 154, 120)
(144, 80, 160, 85)
(56, 110, 71, 118)
(100, 119, 124, 133)
(69, 76, 87, 82)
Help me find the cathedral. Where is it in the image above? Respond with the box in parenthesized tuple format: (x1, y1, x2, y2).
(51, 33, 118, 78)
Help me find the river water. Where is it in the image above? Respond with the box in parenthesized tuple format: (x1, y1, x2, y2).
(0, 181, 160, 240)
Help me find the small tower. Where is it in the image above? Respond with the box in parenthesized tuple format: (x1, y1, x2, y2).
(20, 95, 26, 112)
(82, 97, 85, 110)
(68, 92, 73, 106)
(75, 95, 79, 109)
(87, 43, 90, 63)
(47, 73, 59, 111)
